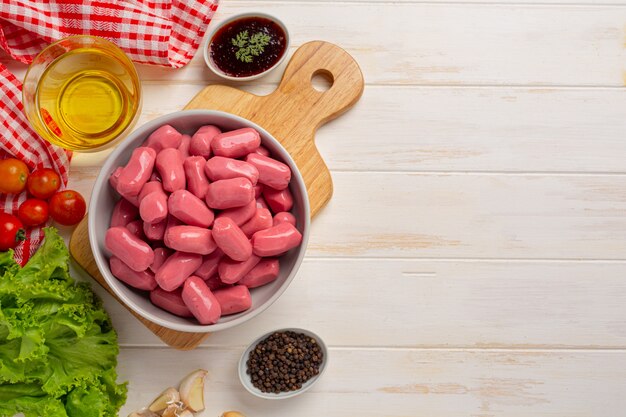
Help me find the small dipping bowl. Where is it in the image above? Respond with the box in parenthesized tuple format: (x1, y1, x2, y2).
(204, 13, 290, 81)
(238, 328, 328, 399)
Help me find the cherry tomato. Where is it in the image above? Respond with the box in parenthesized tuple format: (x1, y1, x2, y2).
(49, 190, 86, 226)
(18, 199, 49, 227)
(0, 213, 25, 251)
(27, 168, 61, 199)
(0, 158, 29, 194)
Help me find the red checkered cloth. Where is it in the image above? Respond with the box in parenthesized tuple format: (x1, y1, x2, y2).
(0, 0, 220, 68)
(0, 65, 70, 265)
(0, 0, 219, 263)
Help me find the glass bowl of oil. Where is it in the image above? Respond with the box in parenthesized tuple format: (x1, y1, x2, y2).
(22, 35, 141, 152)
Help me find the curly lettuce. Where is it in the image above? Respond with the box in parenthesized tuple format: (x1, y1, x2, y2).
(0, 228, 127, 417)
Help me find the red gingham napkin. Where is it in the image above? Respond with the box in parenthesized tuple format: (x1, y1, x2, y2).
(0, 0, 219, 263)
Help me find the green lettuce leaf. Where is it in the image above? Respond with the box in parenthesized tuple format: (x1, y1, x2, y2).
(0, 228, 127, 417)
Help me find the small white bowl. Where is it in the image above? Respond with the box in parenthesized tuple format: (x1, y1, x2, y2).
(203, 12, 290, 81)
(238, 328, 328, 399)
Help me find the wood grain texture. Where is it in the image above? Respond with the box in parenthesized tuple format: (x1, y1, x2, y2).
(185, 41, 364, 216)
(69, 218, 210, 350)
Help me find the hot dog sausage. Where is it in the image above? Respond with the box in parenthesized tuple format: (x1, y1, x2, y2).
(204, 156, 259, 185)
(182, 276, 222, 324)
(205, 177, 254, 210)
(212, 217, 252, 261)
(218, 255, 260, 284)
(253, 146, 270, 157)
(194, 249, 224, 280)
(240, 208, 273, 237)
(110, 198, 139, 227)
(155, 252, 203, 291)
(190, 125, 221, 158)
(239, 258, 280, 288)
(213, 285, 252, 315)
(110, 256, 157, 291)
(168, 190, 214, 227)
(116, 147, 157, 197)
(139, 187, 168, 224)
(144, 124, 182, 152)
(138, 181, 164, 203)
(264, 187, 293, 213)
(105, 226, 154, 271)
(184, 156, 210, 199)
(251, 222, 303, 257)
(211, 127, 261, 158)
(245, 153, 291, 191)
(150, 247, 172, 273)
(273, 211, 296, 227)
(178, 134, 191, 159)
(150, 287, 193, 318)
(143, 217, 167, 241)
(164, 225, 217, 255)
(156, 148, 186, 192)
(216, 200, 257, 226)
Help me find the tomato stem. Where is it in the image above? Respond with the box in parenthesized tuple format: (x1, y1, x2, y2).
(15, 229, 26, 242)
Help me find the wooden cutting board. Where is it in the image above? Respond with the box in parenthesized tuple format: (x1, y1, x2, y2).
(70, 41, 364, 350)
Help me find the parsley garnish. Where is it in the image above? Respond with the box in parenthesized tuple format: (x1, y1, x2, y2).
(231, 30, 271, 63)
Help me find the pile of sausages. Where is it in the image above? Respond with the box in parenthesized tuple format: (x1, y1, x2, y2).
(105, 124, 303, 324)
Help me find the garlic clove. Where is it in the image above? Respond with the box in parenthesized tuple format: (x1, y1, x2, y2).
(222, 412, 247, 417)
(148, 387, 181, 412)
(178, 369, 208, 412)
(161, 403, 186, 417)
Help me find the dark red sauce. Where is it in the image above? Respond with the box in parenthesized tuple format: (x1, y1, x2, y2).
(209, 17, 287, 78)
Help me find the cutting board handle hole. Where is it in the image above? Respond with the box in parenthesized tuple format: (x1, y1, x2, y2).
(311, 69, 334, 93)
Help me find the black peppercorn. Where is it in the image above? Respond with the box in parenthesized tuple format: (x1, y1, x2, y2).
(246, 331, 324, 393)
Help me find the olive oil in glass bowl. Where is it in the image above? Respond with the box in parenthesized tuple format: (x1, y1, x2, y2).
(23, 36, 141, 152)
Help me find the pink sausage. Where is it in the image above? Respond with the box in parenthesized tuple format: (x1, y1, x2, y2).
(110, 198, 138, 227)
(251, 222, 303, 257)
(184, 156, 210, 199)
(273, 211, 297, 227)
(256, 198, 269, 210)
(204, 156, 259, 185)
(178, 134, 191, 159)
(253, 146, 270, 157)
(109, 167, 123, 190)
(190, 125, 221, 158)
(213, 285, 252, 315)
(138, 181, 164, 203)
(150, 171, 162, 182)
(264, 187, 293, 213)
(168, 190, 214, 227)
(211, 127, 261, 158)
(241, 208, 273, 237)
(110, 256, 157, 291)
(205, 177, 254, 210)
(245, 153, 291, 191)
(218, 255, 260, 284)
(144, 218, 167, 241)
(239, 258, 280, 288)
(194, 249, 224, 280)
(182, 276, 222, 325)
(254, 184, 263, 198)
(105, 226, 154, 272)
(150, 247, 172, 273)
(150, 287, 193, 318)
(156, 148, 186, 192)
(205, 274, 228, 291)
(216, 200, 256, 226)
(144, 124, 182, 152)
(212, 217, 252, 262)
(117, 147, 157, 197)
(165, 215, 182, 235)
(155, 252, 203, 291)
(126, 220, 145, 240)
(164, 226, 217, 255)
(139, 188, 168, 224)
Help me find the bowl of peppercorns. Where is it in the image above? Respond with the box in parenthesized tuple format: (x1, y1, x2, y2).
(239, 328, 328, 399)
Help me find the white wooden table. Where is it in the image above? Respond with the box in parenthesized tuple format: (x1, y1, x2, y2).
(5, 1, 626, 415)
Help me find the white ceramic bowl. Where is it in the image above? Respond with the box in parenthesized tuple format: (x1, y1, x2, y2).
(238, 328, 328, 399)
(89, 110, 310, 333)
(203, 12, 290, 81)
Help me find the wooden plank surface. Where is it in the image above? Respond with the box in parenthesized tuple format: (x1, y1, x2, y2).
(6, 0, 623, 414)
